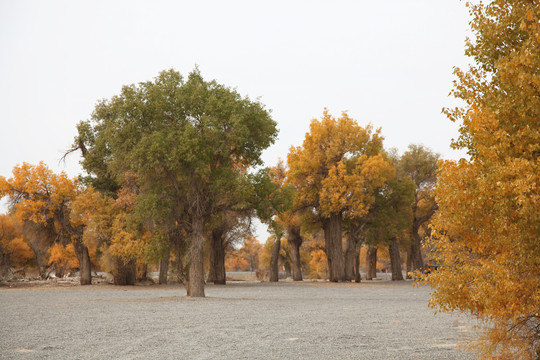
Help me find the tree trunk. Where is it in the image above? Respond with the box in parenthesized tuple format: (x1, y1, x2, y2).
(406, 247, 413, 279)
(209, 228, 226, 285)
(354, 245, 361, 283)
(410, 201, 438, 272)
(344, 232, 360, 282)
(207, 236, 216, 284)
(159, 250, 170, 284)
(409, 232, 424, 271)
(366, 246, 377, 280)
(0, 252, 11, 280)
(323, 213, 344, 282)
(269, 237, 281, 282)
(113, 259, 136, 285)
(388, 237, 404, 281)
(74, 240, 92, 285)
(284, 262, 292, 278)
(137, 261, 148, 282)
(287, 225, 303, 281)
(173, 236, 189, 289)
(189, 215, 206, 297)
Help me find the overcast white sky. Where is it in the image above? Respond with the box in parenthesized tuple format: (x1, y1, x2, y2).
(0, 1, 472, 238)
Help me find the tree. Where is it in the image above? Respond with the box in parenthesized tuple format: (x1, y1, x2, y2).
(0, 214, 33, 278)
(363, 175, 415, 281)
(207, 213, 249, 284)
(250, 161, 293, 282)
(0, 162, 92, 284)
(398, 144, 439, 275)
(239, 236, 262, 272)
(75, 69, 277, 296)
(308, 249, 327, 280)
(286, 219, 304, 281)
(48, 243, 78, 278)
(287, 110, 394, 282)
(365, 245, 378, 280)
(425, 1, 540, 358)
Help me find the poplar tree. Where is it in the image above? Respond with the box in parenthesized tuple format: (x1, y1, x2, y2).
(75, 69, 277, 296)
(426, 1, 540, 358)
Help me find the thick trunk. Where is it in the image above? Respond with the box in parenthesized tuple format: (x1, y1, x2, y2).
(366, 246, 377, 280)
(113, 259, 136, 285)
(209, 228, 226, 285)
(74, 240, 92, 285)
(323, 213, 344, 282)
(287, 225, 303, 281)
(344, 233, 359, 282)
(269, 237, 281, 282)
(388, 237, 404, 281)
(159, 250, 170, 284)
(189, 215, 206, 297)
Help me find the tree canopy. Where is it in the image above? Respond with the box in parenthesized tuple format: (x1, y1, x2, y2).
(425, 1, 540, 358)
(287, 109, 394, 281)
(75, 68, 278, 296)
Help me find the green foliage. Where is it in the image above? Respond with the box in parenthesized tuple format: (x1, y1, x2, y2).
(75, 68, 278, 296)
(398, 144, 438, 190)
(364, 177, 415, 245)
(248, 165, 294, 236)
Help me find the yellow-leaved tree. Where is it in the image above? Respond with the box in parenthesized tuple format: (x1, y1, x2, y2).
(72, 173, 147, 285)
(287, 110, 394, 282)
(425, 1, 540, 358)
(0, 214, 34, 277)
(0, 162, 92, 284)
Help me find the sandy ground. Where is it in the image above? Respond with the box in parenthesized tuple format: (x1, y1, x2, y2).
(0, 280, 476, 360)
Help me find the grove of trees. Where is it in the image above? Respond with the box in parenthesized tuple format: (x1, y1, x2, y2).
(1, 3, 538, 357)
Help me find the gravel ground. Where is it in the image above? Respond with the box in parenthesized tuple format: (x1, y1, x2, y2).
(0, 280, 477, 360)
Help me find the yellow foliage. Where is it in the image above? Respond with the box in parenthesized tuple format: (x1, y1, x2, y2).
(288, 109, 393, 219)
(6, 237, 34, 267)
(308, 249, 327, 279)
(0, 162, 79, 227)
(48, 243, 79, 272)
(426, 1, 540, 358)
(225, 255, 250, 272)
(0, 213, 34, 267)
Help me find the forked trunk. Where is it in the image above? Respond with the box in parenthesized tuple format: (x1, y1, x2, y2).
(189, 215, 206, 297)
(269, 237, 281, 282)
(323, 213, 344, 282)
(366, 246, 377, 280)
(388, 237, 404, 281)
(287, 225, 303, 281)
